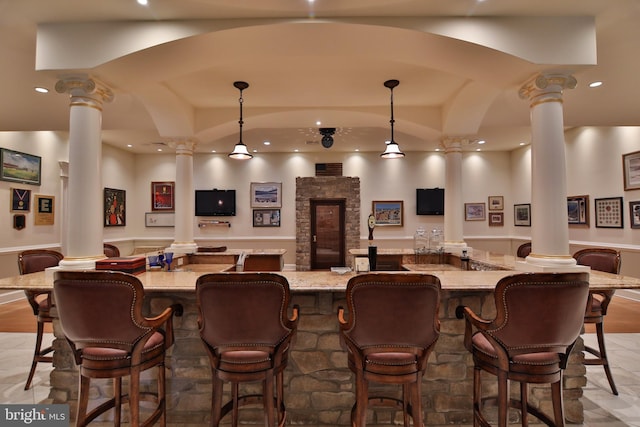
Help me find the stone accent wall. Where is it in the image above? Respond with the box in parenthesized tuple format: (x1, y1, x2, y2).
(295, 176, 360, 271)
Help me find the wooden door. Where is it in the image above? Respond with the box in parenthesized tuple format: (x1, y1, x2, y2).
(310, 199, 345, 270)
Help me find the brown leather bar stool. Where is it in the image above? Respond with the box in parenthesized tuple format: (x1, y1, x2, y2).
(516, 242, 532, 258)
(456, 272, 590, 427)
(337, 273, 441, 427)
(196, 273, 299, 427)
(54, 270, 182, 426)
(573, 247, 621, 395)
(103, 243, 120, 257)
(17, 249, 64, 390)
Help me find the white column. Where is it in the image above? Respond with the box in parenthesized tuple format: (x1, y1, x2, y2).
(55, 75, 113, 269)
(441, 137, 469, 254)
(169, 140, 198, 254)
(58, 161, 69, 255)
(517, 73, 582, 271)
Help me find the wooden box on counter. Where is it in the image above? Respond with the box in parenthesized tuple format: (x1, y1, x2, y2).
(95, 256, 146, 275)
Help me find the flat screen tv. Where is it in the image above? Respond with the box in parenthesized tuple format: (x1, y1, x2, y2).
(195, 189, 236, 216)
(416, 188, 444, 215)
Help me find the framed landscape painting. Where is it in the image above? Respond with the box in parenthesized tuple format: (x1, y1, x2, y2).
(372, 200, 403, 226)
(0, 148, 41, 185)
(464, 203, 486, 221)
(250, 182, 282, 208)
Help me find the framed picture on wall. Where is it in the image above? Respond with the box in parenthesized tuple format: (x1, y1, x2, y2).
(630, 201, 640, 229)
(464, 203, 486, 221)
(567, 195, 589, 226)
(253, 209, 281, 227)
(595, 197, 623, 228)
(488, 196, 504, 211)
(0, 148, 41, 185)
(514, 204, 531, 226)
(10, 188, 31, 212)
(34, 194, 54, 225)
(372, 200, 403, 226)
(629, 201, 640, 229)
(151, 181, 175, 211)
(623, 150, 640, 190)
(104, 187, 126, 227)
(250, 182, 282, 208)
(488, 212, 504, 226)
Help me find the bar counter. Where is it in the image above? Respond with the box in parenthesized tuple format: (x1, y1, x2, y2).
(1, 251, 639, 426)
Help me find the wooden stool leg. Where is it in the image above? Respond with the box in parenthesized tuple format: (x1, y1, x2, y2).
(497, 371, 509, 427)
(211, 375, 223, 427)
(411, 375, 424, 427)
(77, 375, 91, 427)
(130, 368, 140, 426)
(158, 363, 167, 427)
(596, 322, 619, 395)
(520, 382, 529, 427)
(114, 377, 122, 426)
(551, 379, 565, 427)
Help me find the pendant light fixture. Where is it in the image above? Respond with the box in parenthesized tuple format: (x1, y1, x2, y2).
(228, 81, 253, 160)
(380, 79, 405, 159)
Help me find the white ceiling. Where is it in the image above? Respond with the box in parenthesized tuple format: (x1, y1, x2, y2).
(1, 0, 639, 155)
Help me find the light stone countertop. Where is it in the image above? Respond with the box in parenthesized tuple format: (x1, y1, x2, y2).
(194, 249, 286, 255)
(2, 264, 639, 293)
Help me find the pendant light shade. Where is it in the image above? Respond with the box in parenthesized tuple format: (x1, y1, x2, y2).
(228, 81, 253, 160)
(380, 79, 405, 159)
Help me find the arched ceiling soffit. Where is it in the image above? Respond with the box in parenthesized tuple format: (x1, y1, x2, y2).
(53, 18, 594, 139)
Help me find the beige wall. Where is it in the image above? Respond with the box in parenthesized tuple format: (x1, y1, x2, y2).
(1, 126, 639, 279)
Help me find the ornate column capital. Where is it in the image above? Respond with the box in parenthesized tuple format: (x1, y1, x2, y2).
(166, 138, 198, 154)
(55, 74, 114, 109)
(519, 72, 577, 106)
(439, 136, 471, 153)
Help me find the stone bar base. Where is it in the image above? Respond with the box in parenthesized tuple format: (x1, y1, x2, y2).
(49, 288, 586, 426)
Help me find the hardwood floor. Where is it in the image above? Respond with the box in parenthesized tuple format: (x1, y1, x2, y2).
(0, 298, 52, 333)
(0, 292, 638, 333)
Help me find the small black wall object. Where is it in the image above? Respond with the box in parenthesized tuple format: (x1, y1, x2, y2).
(13, 214, 26, 230)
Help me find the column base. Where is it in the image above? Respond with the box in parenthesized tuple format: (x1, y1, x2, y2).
(443, 242, 471, 256)
(515, 255, 589, 273)
(168, 242, 198, 254)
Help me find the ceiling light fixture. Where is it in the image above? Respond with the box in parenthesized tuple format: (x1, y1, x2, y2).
(228, 81, 253, 160)
(381, 79, 405, 159)
(589, 81, 603, 88)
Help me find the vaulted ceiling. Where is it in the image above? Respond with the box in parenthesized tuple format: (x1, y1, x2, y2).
(1, 0, 639, 155)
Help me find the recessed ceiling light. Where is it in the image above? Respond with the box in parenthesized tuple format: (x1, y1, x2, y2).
(477, 140, 486, 144)
(355, 148, 360, 152)
(156, 148, 162, 152)
(263, 141, 271, 146)
(316, 121, 321, 126)
(137, 0, 148, 5)
(127, 144, 133, 148)
(34, 87, 49, 93)
(589, 81, 603, 88)
(435, 148, 440, 152)
(294, 149, 299, 152)
(519, 142, 526, 146)
(476, 148, 481, 151)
